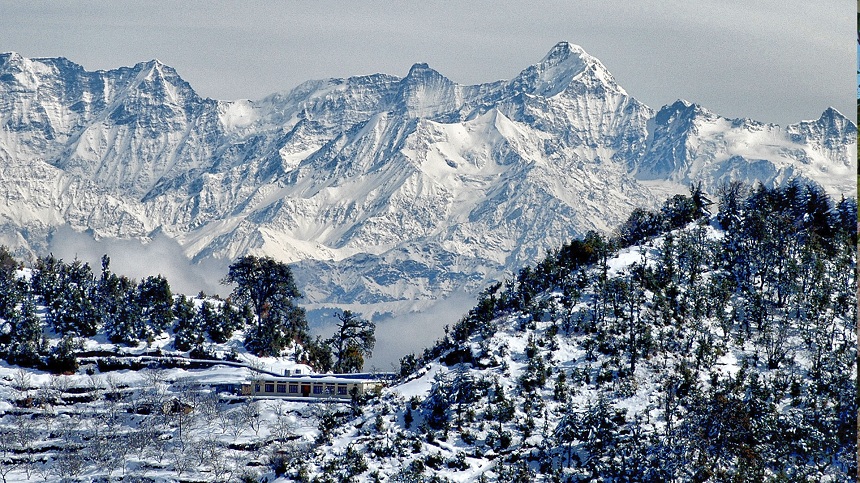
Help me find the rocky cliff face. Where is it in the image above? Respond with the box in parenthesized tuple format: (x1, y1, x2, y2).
(0, 43, 854, 307)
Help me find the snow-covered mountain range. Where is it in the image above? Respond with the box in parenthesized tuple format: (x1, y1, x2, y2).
(0, 42, 854, 310)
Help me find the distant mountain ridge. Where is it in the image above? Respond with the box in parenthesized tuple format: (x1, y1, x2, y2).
(0, 42, 854, 310)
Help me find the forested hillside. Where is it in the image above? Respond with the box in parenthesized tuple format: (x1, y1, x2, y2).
(285, 181, 855, 482)
(0, 250, 374, 378)
(0, 181, 855, 481)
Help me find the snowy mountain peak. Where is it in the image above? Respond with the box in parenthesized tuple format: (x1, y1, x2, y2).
(670, 98, 694, 108)
(512, 41, 620, 98)
(539, 41, 587, 65)
(783, 107, 857, 170)
(0, 47, 853, 315)
(820, 105, 843, 118)
(0, 51, 23, 67)
(397, 62, 457, 118)
(133, 59, 191, 89)
(0, 52, 45, 88)
(405, 62, 445, 80)
(812, 107, 851, 133)
(655, 99, 710, 122)
(638, 99, 856, 193)
(0, 51, 47, 73)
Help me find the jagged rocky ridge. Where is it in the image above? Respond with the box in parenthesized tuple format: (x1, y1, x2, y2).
(0, 43, 854, 308)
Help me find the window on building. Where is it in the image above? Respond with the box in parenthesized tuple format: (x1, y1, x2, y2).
(265, 383, 275, 393)
(277, 384, 286, 393)
(289, 385, 299, 394)
(255, 384, 260, 393)
(337, 385, 348, 395)
(312, 385, 323, 395)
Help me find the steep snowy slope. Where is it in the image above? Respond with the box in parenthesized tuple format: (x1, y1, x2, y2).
(0, 53, 226, 198)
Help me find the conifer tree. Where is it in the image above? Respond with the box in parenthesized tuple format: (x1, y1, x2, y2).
(223, 255, 308, 356)
(0, 246, 22, 322)
(201, 300, 243, 343)
(136, 275, 173, 342)
(31, 254, 63, 331)
(327, 310, 375, 373)
(47, 335, 81, 374)
(100, 270, 142, 345)
(173, 295, 202, 352)
(5, 297, 43, 366)
(301, 336, 333, 373)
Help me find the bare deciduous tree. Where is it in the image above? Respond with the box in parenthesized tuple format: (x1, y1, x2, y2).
(0, 428, 22, 483)
(240, 399, 262, 436)
(12, 368, 31, 397)
(53, 446, 87, 480)
(12, 413, 37, 457)
(268, 401, 298, 442)
(226, 408, 245, 441)
(170, 444, 194, 479)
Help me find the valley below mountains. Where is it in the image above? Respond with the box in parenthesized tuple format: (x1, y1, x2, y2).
(0, 42, 854, 314)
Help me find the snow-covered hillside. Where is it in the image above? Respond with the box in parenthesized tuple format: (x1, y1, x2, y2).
(0, 43, 855, 312)
(0, 183, 853, 481)
(279, 186, 857, 481)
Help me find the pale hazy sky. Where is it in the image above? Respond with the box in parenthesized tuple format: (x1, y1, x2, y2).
(0, 1, 853, 126)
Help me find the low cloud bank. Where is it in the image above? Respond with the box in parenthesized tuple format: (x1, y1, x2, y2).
(46, 225, 482, 371)
(47, 226, 230, 298)
(363, 291, 478, 372)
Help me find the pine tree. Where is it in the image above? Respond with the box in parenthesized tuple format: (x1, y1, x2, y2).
(661, 193, 697, 229)
(136, 275, 173, 342)
(327, 310, 375, 373)
(618, 207, 664, 247)
(424, 371, 452, 430)
(689, 181, 712, 219)
(203, 300, 244, 343)
(173, 295, 202, 352)
(47, 335, 81, 374)
(57, 259, 98, 337)
(6, 296, 43, 366)
(102, 274, 142, 345)
(716, 180, 747, 230)
(0, 246, 22, 323)
(301, 335, 333, 372)
(31, 254, 63, 332)
(223, 255, 308, 356)
(831, 195, 857, 244)
(31, 256, 99, 337)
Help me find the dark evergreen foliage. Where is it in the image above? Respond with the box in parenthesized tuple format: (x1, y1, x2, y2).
(96, 256, 139, 345)
(223, 255, 309, 356)
(4, 296, 43, 366)
(172, 294, 201, 352)
(32, 256, 98, 337)
(205, 299, 246, 343)
(327, 310, 376, 373)
(617, 207, 664, 247)
(46, 335, 81, 374)
(402, 181, 855, 481)
(136, 275, 174, 342)
(304, 335, 334, 373)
